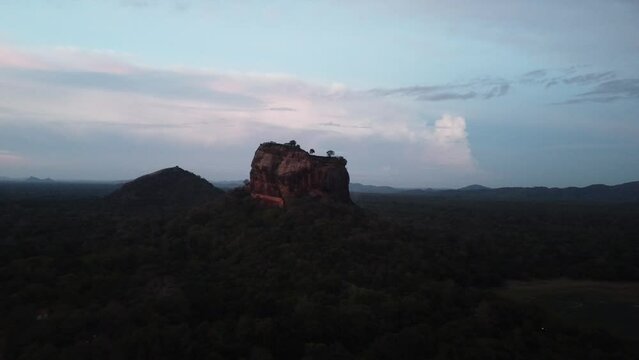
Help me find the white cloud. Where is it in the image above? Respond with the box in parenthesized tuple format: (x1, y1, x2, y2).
(433, 115, 468, 144)
(0, 43, 477, 184)
(428, 114, 474, 167)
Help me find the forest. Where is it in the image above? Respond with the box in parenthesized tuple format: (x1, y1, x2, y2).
(1, 182, 638, 359)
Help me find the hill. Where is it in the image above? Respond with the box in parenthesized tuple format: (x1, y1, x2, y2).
(400, 181, 639, 203)
(349, 182, 403, 194)
(107, 166, 223, 207)
(25, 176, 54, 183)
(459, 184, 490, 191)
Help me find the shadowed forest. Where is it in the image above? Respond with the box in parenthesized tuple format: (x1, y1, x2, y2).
(3, 0, 639, 358)
(1, 182, 638, 359)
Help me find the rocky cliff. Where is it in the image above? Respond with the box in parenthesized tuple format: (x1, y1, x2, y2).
(249, 142, 351, 206)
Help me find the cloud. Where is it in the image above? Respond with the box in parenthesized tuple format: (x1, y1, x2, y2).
(579, 79, 639, 98)
(516, 67, 639, 104)
(268, 107, 296, 112)
(552, 97, 621, 105)
(519, 68, 617, 88)
(0, 68, 263, 106)
(0, 43, 136, 74)
(371, 79, 510, 102)
(484, 84, 509, 99)
(318, 121, 371, 129)
(433, 115, 467, 143)
(520, 69, 552, 85)
(553, 78, 639, 104)
(420, 91, 477, 101)
(0, 43, 478, 180)
(545, 80, 559, 88)
(0, 150, 26, 166)
(371, 85, 441, 97)
(522, 69, 547, 79)
(120, 0, 190, 10)
(562, 71, 616, 85)
(0, 46, 49, 70)
(426, 114, 474, 167)
(319, 121, 342, 127)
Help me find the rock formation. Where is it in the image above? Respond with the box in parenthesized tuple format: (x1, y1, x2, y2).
(108, 166, 223, 207)
(249, 142, 351, 206)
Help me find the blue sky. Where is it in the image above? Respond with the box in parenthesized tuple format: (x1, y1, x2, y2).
(1, 0, 638, 187)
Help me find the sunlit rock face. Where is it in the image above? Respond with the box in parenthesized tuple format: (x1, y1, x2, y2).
(249, 142, 351, 206)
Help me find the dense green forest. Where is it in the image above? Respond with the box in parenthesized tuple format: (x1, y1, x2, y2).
(1, 184, 638, 359)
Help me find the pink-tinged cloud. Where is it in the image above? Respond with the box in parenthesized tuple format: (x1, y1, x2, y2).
(45, 46, 138, 74)
(0, 43, 137, 74)
(0, 150, 26, 165)
(0, 45, 50, 70)
(0, 43, 478, 182)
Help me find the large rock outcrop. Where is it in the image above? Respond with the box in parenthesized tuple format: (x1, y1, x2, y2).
(249, 142, 351, 206)
(108, 166, 223, 207)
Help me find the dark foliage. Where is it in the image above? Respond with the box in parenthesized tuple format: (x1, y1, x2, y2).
(107, 167, 223, 209)
(0, 185, 638, 359)
(0, 182, 121, 201)
(355, 194, 639, 282)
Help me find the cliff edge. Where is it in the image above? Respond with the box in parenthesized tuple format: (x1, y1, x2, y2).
(249, 142, 351, 206)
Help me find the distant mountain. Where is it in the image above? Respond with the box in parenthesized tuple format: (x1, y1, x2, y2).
(213, 180, 247, 190)
(108, 166, 223, 207)
(399, 181, 639, 203)
(0, 176, 55, 182)
(349, 183, 403, 194)
(399, 188, 442, 195)
(459, 184, 490, 191)
(25, 176, 54, 182)
(349, 183, 454, 194)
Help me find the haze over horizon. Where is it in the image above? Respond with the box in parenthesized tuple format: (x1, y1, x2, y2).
(1, 0, 638, 188)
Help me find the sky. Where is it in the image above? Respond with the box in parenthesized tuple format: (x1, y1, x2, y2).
(0, 0, 638, 187)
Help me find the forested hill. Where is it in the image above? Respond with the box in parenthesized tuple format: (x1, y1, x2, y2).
(1, 186, 638, 358)
(3, 178, 638, 203)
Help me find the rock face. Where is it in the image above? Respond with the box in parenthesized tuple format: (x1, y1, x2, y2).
(249, 142, 351, 206)
(108, 166, 223, 207)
